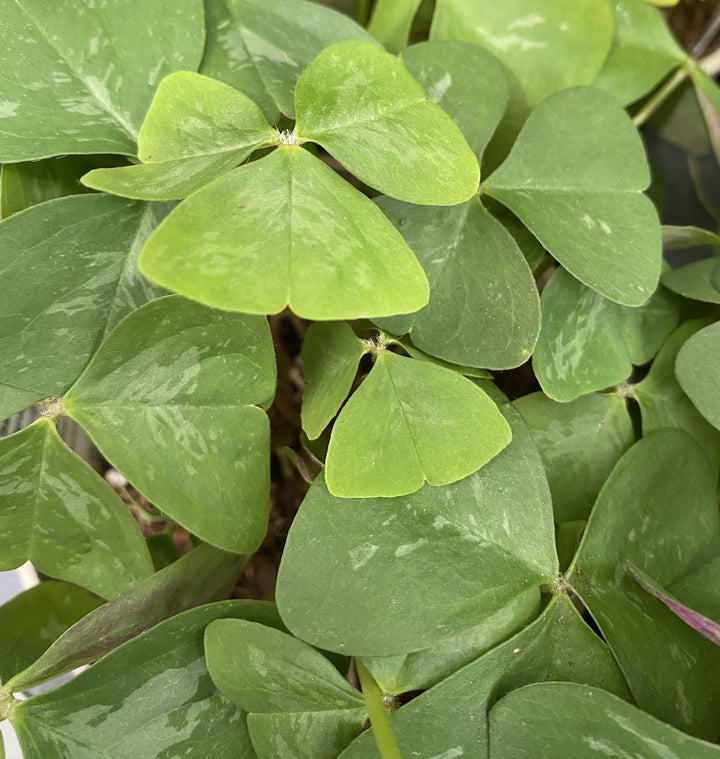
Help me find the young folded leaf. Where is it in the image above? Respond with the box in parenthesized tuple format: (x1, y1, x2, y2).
(325, 351, 511, 497)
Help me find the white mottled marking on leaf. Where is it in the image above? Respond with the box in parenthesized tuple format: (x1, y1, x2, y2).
(582, 214, 595, 229)
(428, 748, 465, 759)
(490, 35, 547, 52)
(427, 73, 452, 103)
(507, 14, 545, 30)
(600, 220, 612, 234)
(433, 515, 451, 530)
(395, 538, 428, 557)
(0, 101, 19, 117)
(349, 542, 379, 570)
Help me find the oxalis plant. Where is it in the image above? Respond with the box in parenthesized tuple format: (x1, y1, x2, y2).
(2, 0, 720, 756)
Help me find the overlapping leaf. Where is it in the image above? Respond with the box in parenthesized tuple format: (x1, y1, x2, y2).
(514, 391, 634, 522)
(533, 269, 679, 401)
(11, 601, 280, 759)
(367, 0, 423, 53)
(324, 351, 512, 497)
(8, 543, 246, 692)
(431, 0, 614, 108)
(592, 0, 686, 105)
(295, 40, 479, 205)
(206, 620, 365, 759)
(64, 296, 275, 554)
(489, 682, 720, 758)
(339, 595, 629, 759)
(201, 0, 376, 122)
(634, 320, 720, 466)
(662, 259, 720, 303)
(0, 0, 205, 160)
(301, 322, 367, 440)
(0, 582, 99, 685)
(139, 145, 429, 319)
(568, 430, 720, 739)
(0, 419, 153, 599)
(676, 320, 720, 431)
(0, 194, 169, 422)
(374, 198, 539, 369)
(485, 87, 662, 306)
(277, 407, 556, 656)
(82, 72, 277, 200)
(400, 40, 509, 160)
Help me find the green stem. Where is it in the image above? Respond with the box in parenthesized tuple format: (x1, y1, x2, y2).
(632, 63, 692, 129)
(356, 659, 402, 759)
(357, 0, 371, 26)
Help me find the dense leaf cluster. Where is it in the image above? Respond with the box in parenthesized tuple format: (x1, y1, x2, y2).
(1, 0, 720, 757)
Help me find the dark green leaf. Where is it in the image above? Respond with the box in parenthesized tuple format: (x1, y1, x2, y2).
(295, 40, 479, 205)
(82, 72, 277, 201)
(339, 594, 630, 759)
(324, 351, 512, 497)
(514, 391, 634, 522)
(634, 320, 720, 466)
(662, 259, 720, 303)
(431, 0, 614, 108)
(489, 682, 720, 759)
(568, 430, 720, 739)
(201, 0, 376, 122)
(0, 582, 100, 685)
(8, 543, 245, 692)
(0, 0, 205, 160)
(485, 87, 662, 307)
(662, 224, 720, 250)
(12, 601, 279, 758)
(532, 269, 679, 401)
(64, 296, 275, 554)
(675, 320, 720, 430)
(373, 198, 540, 370)
(301, 322, 367, 440)
(0, 419, 153, 598)
(400, 41, 509, 160)
(277, 407, 556, 656)
(205, 619, 364, 712)
(139, 146, 429, 319)
(0, 194, 169, 421)
(592, 0, 686, 105)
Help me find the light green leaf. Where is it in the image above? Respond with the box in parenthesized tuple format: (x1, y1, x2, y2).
(592, 0, 686, 105)
(0, 0, 205, 161)
(339, 595, 630, 759)
(532, 269, 680, 401)
(0, 156, 122, 218)
(662, 259, 720, 303)
(295, 40, 479, 205)
(201, 0, 376, 122)
(82, 72, 277, 200)
(368, 0, 423, 53)
(64, 296, 275, 554)
(0, 194, 169, 422)
(277, 407, 556, 656)
(12, 601, 279, 759)
(568, 430, 720, 739)
(514, 391, 634, 522)
(301, 322, 367, 440)
(0, 582, 100, 685)
(634, 320, 720, 466)
(400, 40, 508, 163)
(485, 87, 662, 307)
(396, 342, 493, 379)
(139, 145, 429, 319)
(205, 620, 364, 713)
(249, 711, 364, 759)
(373, 197, 540, 370)
(8, 543, 245, 692)
(0, 419, 153, 599)
(676, 320, 720, 430)
(325, 351, 511, 497)
(489, 682, 720, 759)
(430, 0, 614, 108)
